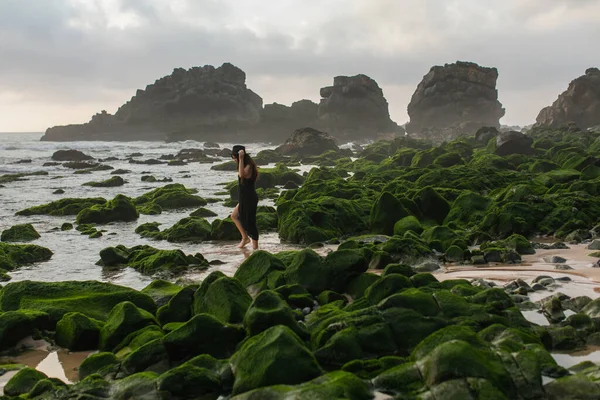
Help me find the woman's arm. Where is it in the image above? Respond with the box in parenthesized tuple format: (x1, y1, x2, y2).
(238, 150, 252, 179)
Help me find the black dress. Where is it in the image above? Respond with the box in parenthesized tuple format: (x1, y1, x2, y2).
(238, 168, 259, 240)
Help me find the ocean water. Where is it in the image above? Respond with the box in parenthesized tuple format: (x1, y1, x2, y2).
(0, 132, 324, 290)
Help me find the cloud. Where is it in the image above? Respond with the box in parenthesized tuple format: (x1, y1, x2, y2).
(0, 0, 599, 131)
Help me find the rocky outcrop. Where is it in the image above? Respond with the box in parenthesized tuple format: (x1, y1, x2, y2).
(406, 61, 505, 142)
(495, 131, 534, 156)
(275, 127, 339, 157)
(534, 68, 600, 130)
(317, 75, 401, 140)
(42, 63, 263, 142)
(259, 100, 319, 135)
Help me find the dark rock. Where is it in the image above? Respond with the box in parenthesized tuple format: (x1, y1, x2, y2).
(204, 141, 220, 148)
(261, 100, 319, 136)
(43, 162, 61, 166)
(544, 256, 567, 264)
(495, 131, 534, 156)
(43, 63, 263, 142)
(14, 159, 32, 164)
(275, 127, 339, 157)
(588, 240, 600, 250)
(317, 74, 400, 139)
(554, 264, 574, 270)
(52, 149, 94, 161)
(406, 61, 505, 142)
(534, 68, 600, 130)
(475, 126, 500, 143)
(52, 189, 65, 194)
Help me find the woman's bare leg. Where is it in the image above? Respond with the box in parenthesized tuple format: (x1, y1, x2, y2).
(251, 239, 259, 250)
(231, 205, 249, 248)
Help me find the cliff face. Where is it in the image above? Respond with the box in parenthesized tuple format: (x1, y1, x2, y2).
(317, 74, 401, 140)
(406, 61, 505, 142)
(42, 63, 263, 142)
(534, 68, 600, 130)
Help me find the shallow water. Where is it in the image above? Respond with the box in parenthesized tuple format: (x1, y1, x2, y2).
(0, 133, 323, 289)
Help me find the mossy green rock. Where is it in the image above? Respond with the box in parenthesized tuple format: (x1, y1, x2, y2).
(120, 338, 169, 376)
(78, 352, 119, 380)
(114, 325, 165, 357)
(211, 217, 242, 240)
(232, 371, 371, 400)
(190, 207, 218, 217)
(162, 216, 212, 242)
(16, 197, 106, 216)
(244, 290, 306, 337)
(193, 276, 251, 324)
(157, 364, 221, 399)
(100, 245, 208, 275)
(141, 280, 182, 307)
(76, 194, 139, 224)
(109, 371, 160, 400)
(0, 242, 53, 272)
(370, 191, 410, 235)
(134, 183, 207, 209)
(393, 216, 423, 236)
(157, 285, 197, 325)
(55, 312, 103, 351)
(230, 325, 322, 395)
(284, 249, 326, 294)
(0, 280, 156, 323)
(99, 301, 158, 351)
(1, 223, 41, 242)
(413, 187, 450, 224)
(234, 250, 286, 289)
(0, 310, 51, 351)
(163, 313, 245, 361)
(4, 367, 48, 396)
(365, 274, 413, 305)
(82, 175, 125, 187)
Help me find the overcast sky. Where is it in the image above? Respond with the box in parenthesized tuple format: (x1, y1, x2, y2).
(0, 0, 599, 132)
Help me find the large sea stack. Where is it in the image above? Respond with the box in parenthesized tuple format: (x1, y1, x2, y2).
(317, 74, 401, 140)
(534, 67, 600, 130)
(406, 61, 505, 142)
(42, 63, 263, 142)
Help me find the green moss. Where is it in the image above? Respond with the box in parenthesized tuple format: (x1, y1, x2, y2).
(210, 217, 242, 240)
(134, 183, 207, 209)
(120, 338, 169, 375)
(3, 367, 48, 396)
(157, 364, 221, 398)
(230, 325, 322, 395)
(234, 250, 286, 289)
(190, 207, 218, 217)
(0, 310, 51, 351)
(346, 273, 381, 299)
(82, 175, 125, 187)
(365, 274, 413, 305)
(163, 313, 245, 361)
(393, 216, 423, 236)
(141, 280, 182, 307)
(99, 301, 158, 351)
(156, 285, 197, 325)
(16, 197, 106, 216)
(114, 325, 165, 357)
(55, 312, 103, 351)
(370, 192, 411, 235)
(244, 290, 306, 337)
(0, 242, 53, 272)
(76, 194, 139, 224)
(99, 245, 208, 275)
(0, 280, 156, 323)
(1, 223, 41, 242)
(413, 187, 450, 224)
(193, 276, 251, 324)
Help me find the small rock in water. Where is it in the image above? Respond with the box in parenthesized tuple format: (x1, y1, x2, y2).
(531, 283, 547, 291)
(511, 294, 530, 303)
(541, 297, 566, 323)
(554, 264, 574, 270)
(543, 256, 567, 264)
(588, 240, 600, 250)
(592, 260, 600, 268)
(53, 189, 65, 194)
(413, 262, 440, 273)
(550, 242, 569, 250)
(538, 277, 556, 287)
(555, 276, 572, 282)
(302, 307, 311, 315)
(533, 275, 554, 283)
(471, 255, 487, 265)
(471, 278, 493, 289)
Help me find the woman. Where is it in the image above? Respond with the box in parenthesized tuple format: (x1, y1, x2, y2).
(230, 145, 259, 249)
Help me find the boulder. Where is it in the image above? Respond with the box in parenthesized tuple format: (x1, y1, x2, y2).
(406, 61, 505, 142)
(42, 63, 263, 142)
(76, 194, 139, 224)
(0, 280, 156, 323)
(535, 68, 600, 130)
(260, 100, 319, 135)
(275, 127, 339, 157)
(55, 312, 103, 351)
(1, 223, 41, 242)
(51, 149, 94, 161)
(192, 275, 252, 324)
(82, 176, 126, 187)
(244, 290, 306, 337)
(317, 74, 400, 139)
(495, 131, 534, 156)
(230, 325, 322, 395)
(4, 367, 48, 397)
(0, 310, 52, 351)
(99, 301, 158, 351)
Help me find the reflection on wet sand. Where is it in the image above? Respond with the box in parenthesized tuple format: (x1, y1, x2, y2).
(552, 345, 600, 369)
(0, 347, 93, 385)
